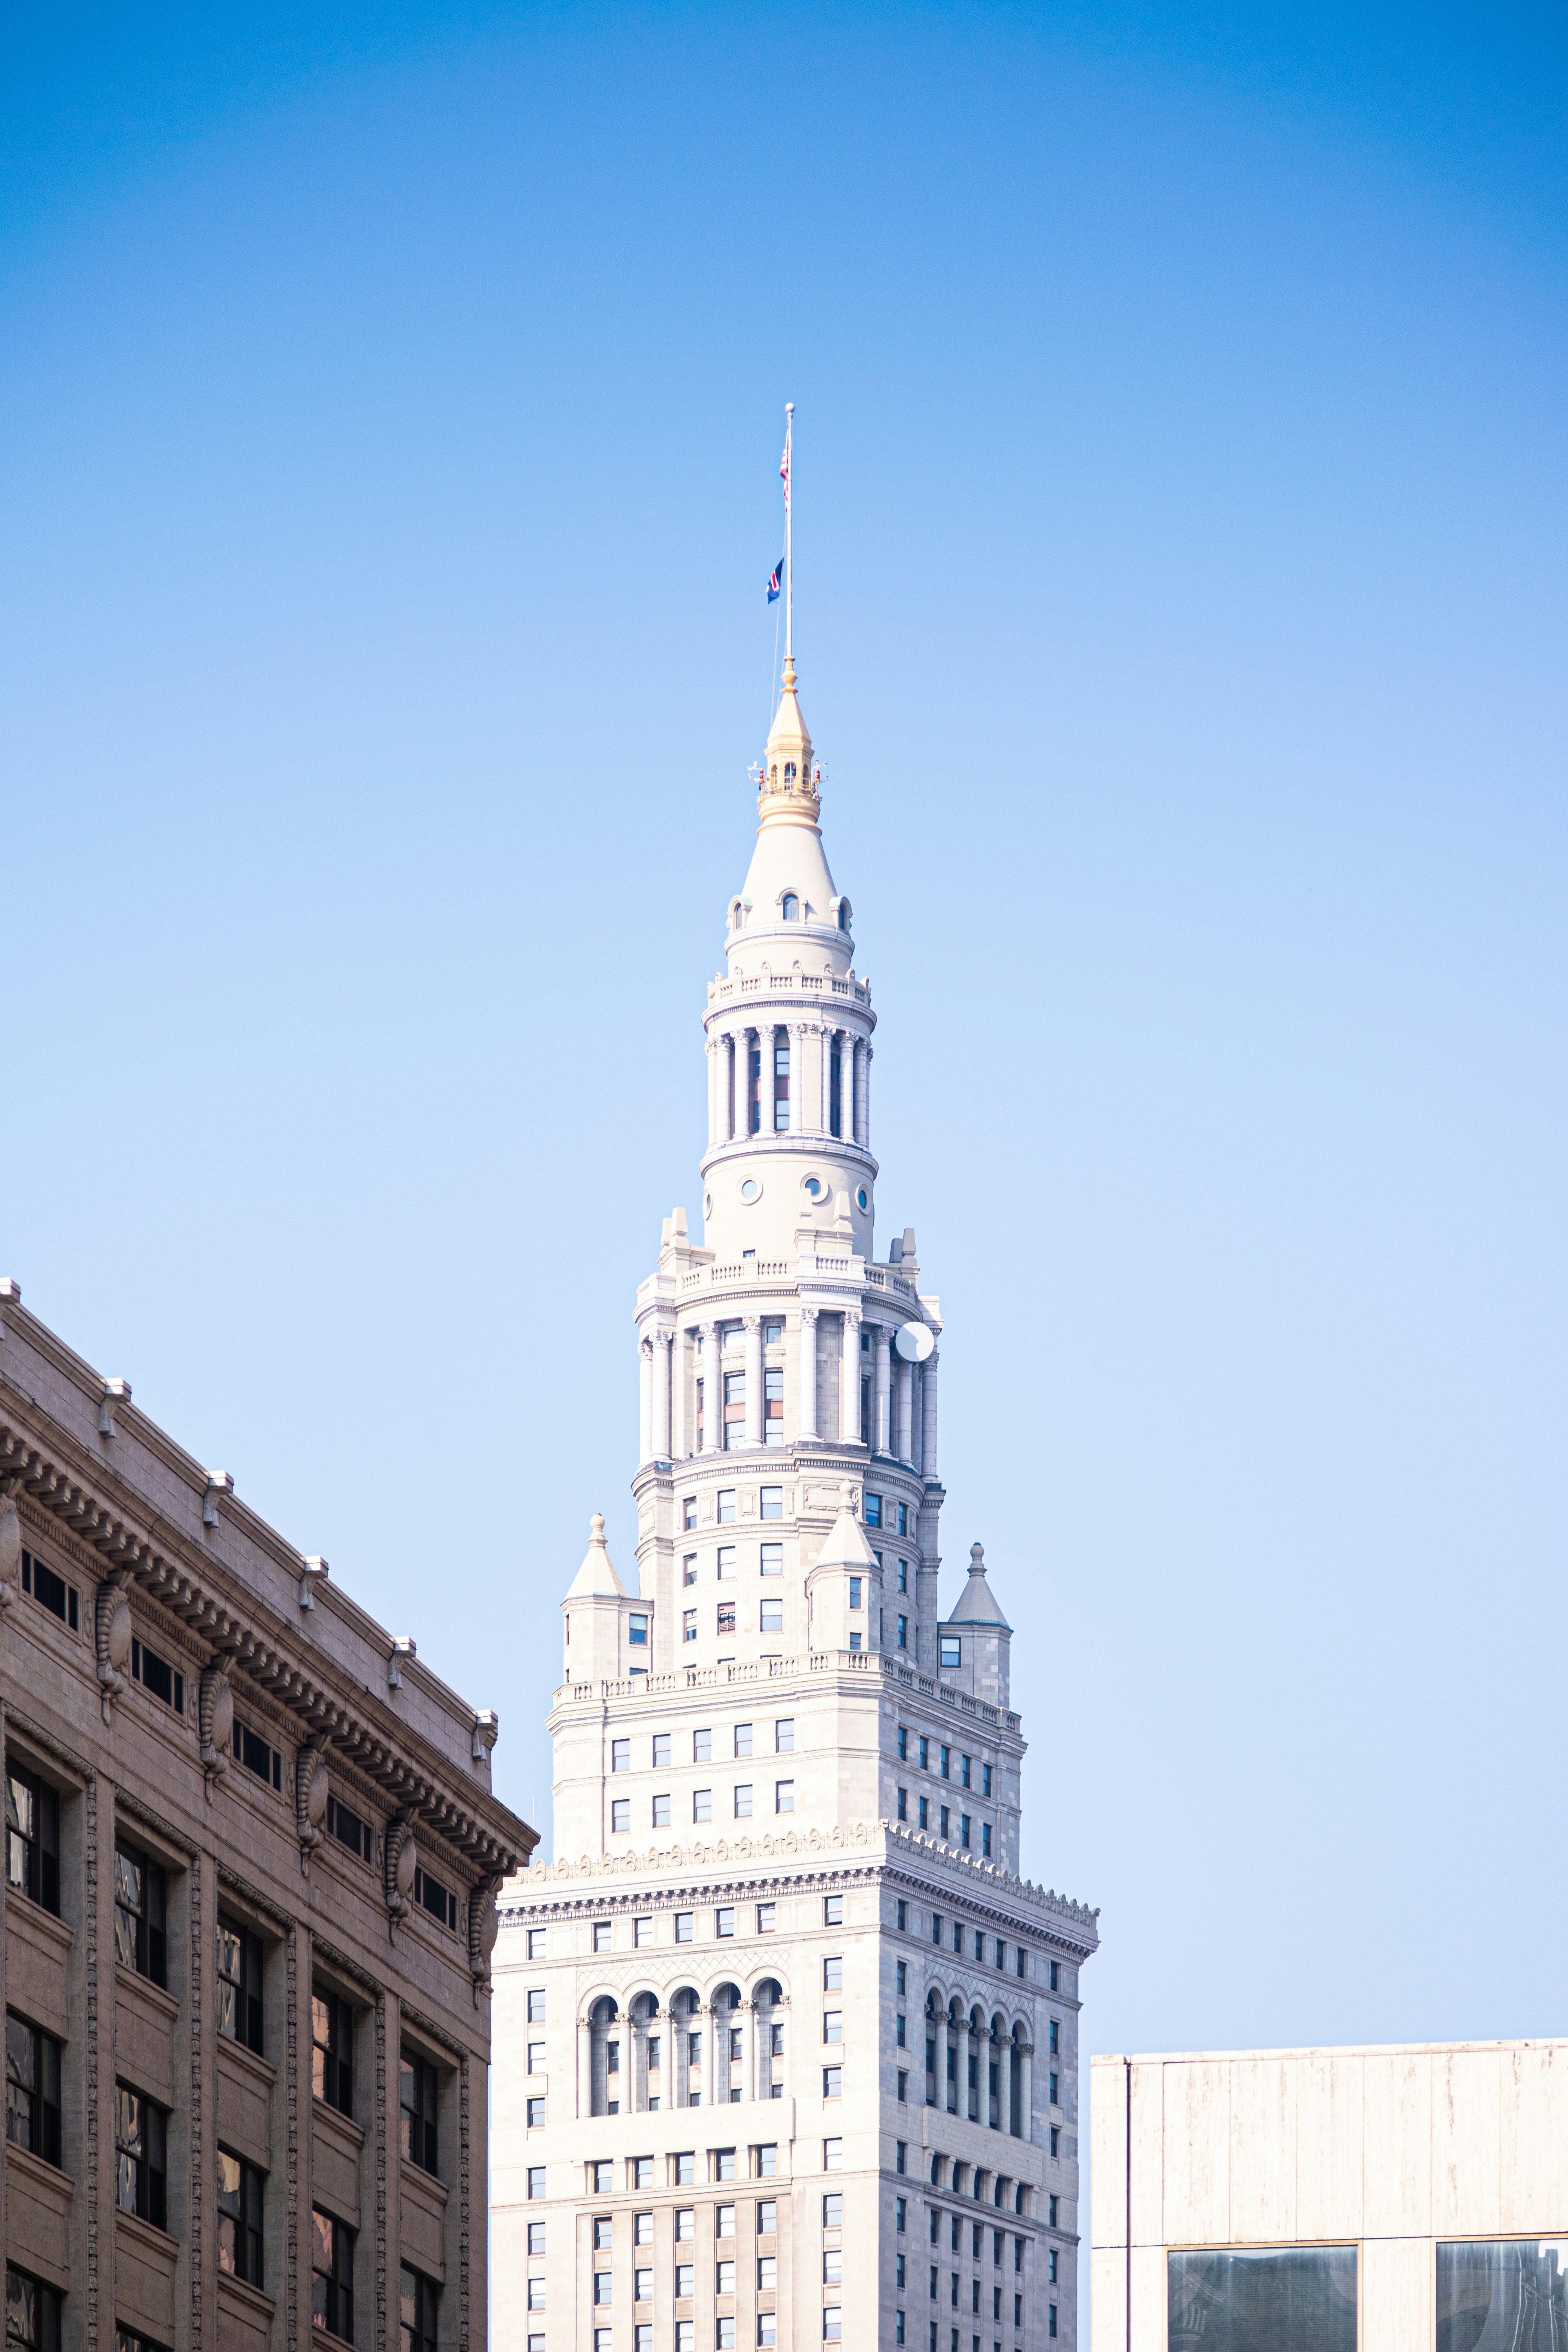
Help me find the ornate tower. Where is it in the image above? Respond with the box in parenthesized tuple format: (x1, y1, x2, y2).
(491, 647, 1099, 2352)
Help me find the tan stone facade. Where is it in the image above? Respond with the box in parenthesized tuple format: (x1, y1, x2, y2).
(0, 1282, 533, 2352)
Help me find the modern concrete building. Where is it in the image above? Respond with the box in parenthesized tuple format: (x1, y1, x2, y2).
(0, 1285, 534, 2352)
(491, 649, 1099, 2352)
(1091, 2037, 1568, 2352)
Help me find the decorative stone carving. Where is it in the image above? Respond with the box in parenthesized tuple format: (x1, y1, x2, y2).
(296, 1740, 329, 1874)
(0, 1473, 20, 1610)
(468, 1874, 502, 1999)
(199, 1657, 235, 1795)
(385, 1813, 417, 1937)
(96, 1568, 132, 1720)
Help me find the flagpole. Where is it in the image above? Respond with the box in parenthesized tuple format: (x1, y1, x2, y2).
(784, 402, 794, 673)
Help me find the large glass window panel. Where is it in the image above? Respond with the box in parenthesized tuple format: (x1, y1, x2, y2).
(1438, 2240, 1568, 2352)
(1168, 2247, 1357, 2352)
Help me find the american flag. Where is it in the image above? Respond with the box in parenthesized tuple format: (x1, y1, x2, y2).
(779, 434, 790, 510)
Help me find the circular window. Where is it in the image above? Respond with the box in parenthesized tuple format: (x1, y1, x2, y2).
(740, 1179, 761, 1203)
(856, 1186, 869, 1211)
(802, 1175, 825, 1201)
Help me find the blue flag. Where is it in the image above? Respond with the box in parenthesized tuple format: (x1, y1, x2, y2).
(766, 555, 784, 603)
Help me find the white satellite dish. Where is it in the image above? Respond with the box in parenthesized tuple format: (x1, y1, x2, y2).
(893, 1323, 935, 1363)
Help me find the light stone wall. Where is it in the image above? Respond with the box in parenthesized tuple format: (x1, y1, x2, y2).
(1090, 2038, 1568, 2352)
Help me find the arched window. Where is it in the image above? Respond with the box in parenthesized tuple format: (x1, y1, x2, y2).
(784, 762, 797, 788)
(588, 1997, 620, 2116)
(837, 900, 851, 932)
(782, 893, 799, 921)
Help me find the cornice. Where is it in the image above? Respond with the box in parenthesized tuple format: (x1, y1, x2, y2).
(502, 1819, 1098, 1955)
(547, 1648, 1023, 1741)
(0, 1394, 532, 1880)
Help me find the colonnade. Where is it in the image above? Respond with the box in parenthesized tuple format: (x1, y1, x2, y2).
(705, 1021, 871, 1149)
(926, 1999, 1035, 2138)
(637, 1309, 938, 1474)
(583, 1985, 787, 2114)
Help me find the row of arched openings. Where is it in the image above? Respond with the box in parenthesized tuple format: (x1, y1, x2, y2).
(926, 1992, 1034, 2136)
(589, 1980, 785, 2114)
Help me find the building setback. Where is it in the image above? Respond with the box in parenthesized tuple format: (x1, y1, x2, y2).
(0, 1283, 534, 2352)
(490, 652, 1099, 2352)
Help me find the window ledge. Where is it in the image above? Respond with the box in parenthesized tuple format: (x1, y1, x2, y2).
(217, 2035, 277, 2090)
(7, 1893, 73, 1953)
(6, 2141, 74, 2198)
(312, 2096, 367, 2152)
(216, 2271, 276, 2322)
(115, 1964, 180, 2021)
(116, 2207, 179, 2259)
(400, 2159, 450, 2208)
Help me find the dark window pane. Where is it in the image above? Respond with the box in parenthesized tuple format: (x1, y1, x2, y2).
(1169, 2249, 1357, 2352)
(1438, 2239, 1568, 2352)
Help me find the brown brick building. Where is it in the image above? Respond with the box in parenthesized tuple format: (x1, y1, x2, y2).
(0, 1279, 534, 2352)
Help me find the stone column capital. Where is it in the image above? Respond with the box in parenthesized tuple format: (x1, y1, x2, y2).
(697, 1320, 715, 1340)
(843, 1307, 861, 1331)
(799, 1306, 819, 1328)
(743, 1314, 760, 1333)
(639, 1334, 654, 1360)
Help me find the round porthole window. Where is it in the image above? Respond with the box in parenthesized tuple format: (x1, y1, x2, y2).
(856, 1186, 869, 1211)
(740, 1179, 761, 1203)
(802, 1175, 825, 1201)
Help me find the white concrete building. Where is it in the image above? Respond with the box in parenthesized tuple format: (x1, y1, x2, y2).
(490, 651, 1100, 2352)
(1091, 2037, 1568, 2352)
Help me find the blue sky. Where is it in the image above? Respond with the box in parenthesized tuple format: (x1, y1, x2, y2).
(4, 0, 1565, 2109)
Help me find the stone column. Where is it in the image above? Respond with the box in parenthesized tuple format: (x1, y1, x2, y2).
(873, 1326, 891, 1455)
(896, 1356, 914, 1465)
(798, 1308, 819, 1440)
(844, 1038, 858, 1143)
(860, 1040, 873, 1149)
(287, 1922, 313, 2352)
(706, 1034, 719, 1147)
(743, 1318, 763, 1448)
(840, 1310, 862, 1444)
(700, 1324, 722, 1454)
(672, 1332, 688, 1460)
(702, 2005, 718, 2107)
(922, 1350, 939, 1481)
(760, 1024, 776, 1135)
(1019, 2043, 1034, 2141)
(638, 1334, 654, 1466)
(377, 1988, 400, 2352)
(578, 2018, 594, 2119)
(728, 1032, 743, 1141)
(653, 1330, 673, 1461)
(789, 1024, 805, 1132)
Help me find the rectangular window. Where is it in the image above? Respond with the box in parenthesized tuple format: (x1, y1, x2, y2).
(897, 1726, 908, 1760)
(676, 1912, 694, 1942)
(897, 1502, 908, 1535)
(757, 1903, 776, 1933)
(1017, 1948, 1027, 1980)
(939, 1746, 950, 1780)
(312, 1986, 355, 2116)
(611, 1739, 631, 1772)
(217, 2148, 265, 2285)
(959, 1755, 971, 1788)
(527, 1986, 546, 2021)
(939, 1807, 950, 1840)
(822, 1955, 842, 1990)
(693, 1789, 712, 1822)
(897, 1560, 908, 1592)
(527, 2167, 545, 2199)
(629, 1612, 648, 1646)
(960, 1816, 971, 1848)
(917, 1796, 929, 1830)
(775, 1719, 794, 1751)
(864, 1494, 882, 1527)
(775, 1781, 794, 1813)
(760, 1599, 783, 1632)
(734, 1786, 753, 1818)
(130, 1637, 184, 1715)
(400, 2267, 439, 2352)
(1434, 2243, 1568, 2352)
(759, 1544, 784, 1582)
(897, 1615, 909, 1649)
(823, 2192, 843, 2227)
(593, 1920, 612, 1951)
(216, 1916, 265, 2054)
(1048, 2196, 1058, 2227)
(824, 2012, 843, 2043)
(611, 1799, 630, 1832)
(400, 2047, 439, 2174)
(326, 1794, 374, 1864)
(931, 1912, 942, 1945)
(1049, 1961, 1061, 1992)
(981, 1823, 992, 1858)
(694, 1728, 713, 1761)
(897, 1788, 907, 1820)
(313, 2209, 356, 2344)
(4, 1763, 60, 1916)
(633, 1916, 653, 1948)
(412, 1866, 459, 1932)
(848, 1577, 861, 1610)
(115, 2082, 168, 2230)
(114, 1843, 168, 1988)
(684, 1496, 698, 1530)
(231, 1717, 282, 1791)
(5, 2013, 63, 2167)
(1169, 2249, 1356, 2352)
(717, 1545, 737, 1579)
(717, 1490, 737, 1523)
(823, 1894, 843, 1926)
(897, 1900, 907, 1930)
(717, 1602, 737, 1633)
(653, 1793, 671, 1827)
(683, 1553, 697, 1586)
(918, 1737, 929, 1770)
(982, 1764, 993, 1798)
(7, 2270, 61, 2352)
(717, 1907, 736, 1937)
(940, 1636, 961, 1668)
(683, 1608, 698, 1642)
